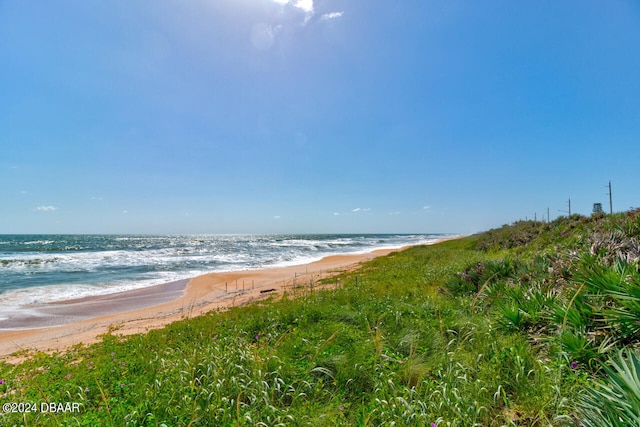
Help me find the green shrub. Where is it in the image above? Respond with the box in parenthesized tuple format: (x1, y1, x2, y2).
(577, 349, 640, 427)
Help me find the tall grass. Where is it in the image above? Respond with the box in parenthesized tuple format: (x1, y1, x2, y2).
(3, 211, 640, 425)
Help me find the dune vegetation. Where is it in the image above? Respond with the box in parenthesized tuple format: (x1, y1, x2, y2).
(2, 210, 640, 426)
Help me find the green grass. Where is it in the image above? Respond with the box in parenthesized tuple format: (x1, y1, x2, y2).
(2, 211, 640, 425)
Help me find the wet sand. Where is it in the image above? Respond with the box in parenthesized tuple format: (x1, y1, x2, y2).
(0, 247, 408, 360)
(0, 280, 188, 330)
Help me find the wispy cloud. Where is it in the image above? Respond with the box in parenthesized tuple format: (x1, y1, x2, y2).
(270, 0, 342, 25)
(334, 208, 371, 216)
(251, 23, 276, 51)
(35, 205, 58, 212)
(423, 205, 432, 211)
(320, 11, 344, 20)
(273, 215, 281, 219)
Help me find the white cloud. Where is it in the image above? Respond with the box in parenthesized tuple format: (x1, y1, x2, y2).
(269, 0, 314, 23)
(352, 208, 361, 212)
(352, 208, 371, 213)
(35, 205, 58, 212)
(273, 215, 281, 219)
(333, 212, 340, 216)
(321, 11, 344, 20)
(423, 205, 432, 210)
(271, 0, 313, 13)
(262, 0, 340, 44)
(294, 0, 313, 14)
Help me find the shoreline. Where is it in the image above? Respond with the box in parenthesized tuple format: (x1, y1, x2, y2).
(0, 279, 189, 331)
(0, 245, 415, 360)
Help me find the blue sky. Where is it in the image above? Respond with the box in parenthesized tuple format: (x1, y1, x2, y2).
(1, 1, 639, 234)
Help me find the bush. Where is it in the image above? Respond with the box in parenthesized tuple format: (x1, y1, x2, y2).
(577, 349, 640, 427)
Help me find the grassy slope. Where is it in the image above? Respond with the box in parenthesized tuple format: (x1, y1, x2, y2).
(1, 211, 640, 426)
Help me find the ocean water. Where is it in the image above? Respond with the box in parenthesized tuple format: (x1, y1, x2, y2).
(0, 234, 447, 310)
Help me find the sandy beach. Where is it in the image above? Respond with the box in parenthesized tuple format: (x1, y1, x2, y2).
(0, 247, 405, 360)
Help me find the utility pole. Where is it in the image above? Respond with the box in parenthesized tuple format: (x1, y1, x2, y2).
(608, 181, 613, 214)
(559, 199, 571, 217)
(547, 207, 550, 223)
